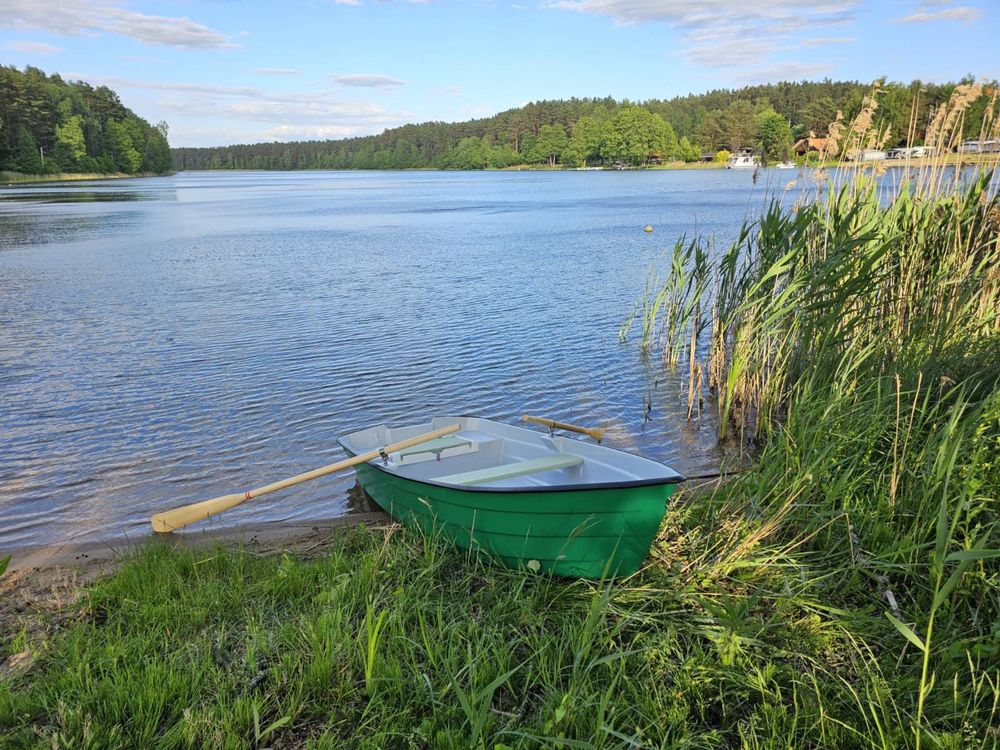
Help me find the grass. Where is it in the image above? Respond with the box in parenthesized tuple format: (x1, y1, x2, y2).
(4, 507, 995, 750)
(2, 82, 999, 748)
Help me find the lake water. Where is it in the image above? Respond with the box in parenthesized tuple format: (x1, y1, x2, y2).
(0, 169, 798, 550)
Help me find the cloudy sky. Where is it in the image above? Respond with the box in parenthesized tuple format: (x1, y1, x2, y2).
(1, 0, 996, 147)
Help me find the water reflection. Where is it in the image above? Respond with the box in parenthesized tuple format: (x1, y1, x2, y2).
(0, 214, 128, 249)
(0, 181, 177, 249)
(0, 190, 160, 204)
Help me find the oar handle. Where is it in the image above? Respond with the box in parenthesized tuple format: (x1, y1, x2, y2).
(522, 414, 605, 443)
(151, 424, 462, 533)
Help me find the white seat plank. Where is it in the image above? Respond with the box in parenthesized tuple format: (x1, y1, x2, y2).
(397, 435, 471, 459)
(436, 454, 582, 486)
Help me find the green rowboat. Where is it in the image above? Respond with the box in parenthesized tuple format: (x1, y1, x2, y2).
(338, 417, 684, 578)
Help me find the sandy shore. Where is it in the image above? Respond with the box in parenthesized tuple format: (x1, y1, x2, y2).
(4, 511, 394, 575)
(0, 512, 396, 635)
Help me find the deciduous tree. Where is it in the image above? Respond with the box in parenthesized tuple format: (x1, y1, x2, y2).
(105, 119, 142, 173)
(601, 106, 669, 166)
(755, 108, 793, 161)
(565, 116, 603, 167)
(529, 124, 568, 166)
(55, 114, 86, 167)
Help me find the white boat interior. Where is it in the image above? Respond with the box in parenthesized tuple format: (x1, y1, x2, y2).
(339, 416, 684, 490)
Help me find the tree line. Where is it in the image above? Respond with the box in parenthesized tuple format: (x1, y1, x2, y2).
(172, 77, 995, 172)
(0, 65, 172, 176)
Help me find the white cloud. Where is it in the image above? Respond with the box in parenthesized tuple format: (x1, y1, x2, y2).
(549, 0, 856, 28)
(896, 5, 981, 23)
(329, 73, 407, 89)
(0, 0, 233, 49)
(162, 97, 398, 127)
(735, 61, 833, 84)
(5, 40, 63, 54)
(332, 0, 432, 4)
(798, 36, 856, 47)
(550, 0, 857, 77)
(170, 124, 362, 147)
(71, 76, 259, 96)
(121, 54, 164, 64)
(72, 74, 413, 145)
(681, 30, 778, 67)
(263, 125, 361, 139)
(253, 68, 300, 76)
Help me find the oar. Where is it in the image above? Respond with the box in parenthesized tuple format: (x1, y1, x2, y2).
(522, 414, 605, 443)
(150, 424, 462, 534)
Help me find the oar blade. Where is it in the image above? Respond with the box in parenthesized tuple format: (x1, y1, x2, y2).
(151, 493, 245, 533)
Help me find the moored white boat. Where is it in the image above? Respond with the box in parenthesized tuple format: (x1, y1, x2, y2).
(726, 148, 759, 169)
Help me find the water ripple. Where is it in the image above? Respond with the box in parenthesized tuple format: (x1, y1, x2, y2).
(0, 169, 788, 549)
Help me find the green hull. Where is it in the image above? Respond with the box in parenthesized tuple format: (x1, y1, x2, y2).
(354, 462, 676, 578)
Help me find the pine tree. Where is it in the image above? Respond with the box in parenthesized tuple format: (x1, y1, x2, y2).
(13, 127, 42, 173)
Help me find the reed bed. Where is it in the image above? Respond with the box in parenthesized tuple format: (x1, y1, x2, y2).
(625, 82, 1000, 748)
(0, 171, 137, 184)
(627, 81, 1000, 442)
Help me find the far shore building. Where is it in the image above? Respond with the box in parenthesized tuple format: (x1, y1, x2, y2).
(792, 137, 832, 157)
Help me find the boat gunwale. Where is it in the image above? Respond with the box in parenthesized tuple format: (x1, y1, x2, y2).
(337, 417, 686, 494)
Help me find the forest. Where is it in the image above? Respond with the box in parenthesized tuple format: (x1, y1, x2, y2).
(0, 65, 172, 176)
(172, 77, 996, 171)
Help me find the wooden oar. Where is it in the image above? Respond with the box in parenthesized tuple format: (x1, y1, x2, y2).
(150, 424, 462, 534)
(522, 414, 605, 443)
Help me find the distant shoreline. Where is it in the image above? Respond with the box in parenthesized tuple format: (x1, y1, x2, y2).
(162, 162, 729, 173)
(5, 154, 991, 183)
(168, 153, 996, 174)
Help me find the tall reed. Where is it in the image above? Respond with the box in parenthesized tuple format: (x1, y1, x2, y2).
(629, 82, 1000, 439)
(630, 80, 1000, 748)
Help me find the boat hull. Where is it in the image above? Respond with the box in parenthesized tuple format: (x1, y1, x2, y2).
(352, 461, 677, 578)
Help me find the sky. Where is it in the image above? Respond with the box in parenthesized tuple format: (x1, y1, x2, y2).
(1, 0, 997, 148)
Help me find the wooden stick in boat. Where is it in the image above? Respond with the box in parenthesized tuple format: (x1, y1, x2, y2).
(150, 424, 462, 534)
(522, 414, 606, 443)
